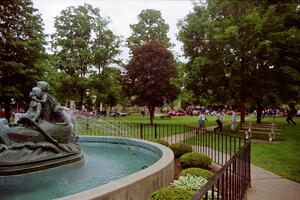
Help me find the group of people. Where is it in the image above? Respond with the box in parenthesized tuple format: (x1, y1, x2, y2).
(198, 109, 238, 132)
(198, 105, 297, 131)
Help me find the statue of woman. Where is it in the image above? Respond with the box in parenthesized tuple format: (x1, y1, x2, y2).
(33, 81, 65, 123)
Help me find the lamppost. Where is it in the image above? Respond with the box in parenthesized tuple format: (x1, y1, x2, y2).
(85, 89, 90, 130)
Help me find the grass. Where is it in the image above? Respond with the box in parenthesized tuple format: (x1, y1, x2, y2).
(247, 116, 300, 183)
(107, 113, 231, 127)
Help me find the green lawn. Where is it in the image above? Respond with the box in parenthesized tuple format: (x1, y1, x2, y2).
(246, 116, 300, 183)
(106, 113, 231, 127)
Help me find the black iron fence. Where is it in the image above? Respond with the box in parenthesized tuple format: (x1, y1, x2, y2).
(76, 118, 251, 199)
(192, 141, 251, 200)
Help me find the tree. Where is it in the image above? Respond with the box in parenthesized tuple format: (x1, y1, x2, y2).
(126, 9, 172, 51)
(122, 41, 180, 124)
(178, 0, 300, 123)
(0, 0, 46, 121)
(91, 66, 122, 112)
(51, 3, 121, 109)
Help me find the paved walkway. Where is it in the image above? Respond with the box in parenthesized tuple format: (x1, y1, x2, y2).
(163, 124, 300, 200)
(245, 165, 300, 200)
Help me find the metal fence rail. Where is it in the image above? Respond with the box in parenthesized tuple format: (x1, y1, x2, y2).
(192, 142, 251, 200)
(76, 118, 251, 199)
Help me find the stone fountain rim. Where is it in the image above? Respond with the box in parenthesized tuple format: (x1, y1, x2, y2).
(58, 136, 174, 200)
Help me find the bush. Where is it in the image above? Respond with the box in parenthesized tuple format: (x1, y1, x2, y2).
(171, 174, 207, 190)
(170, 175, 219, 200)
(179, 152, 212, 169)
(169, 143, 193, 158)
(149, 139, 169, 147)
(179, 168, 214, 180)
(148, 187, 194, 200)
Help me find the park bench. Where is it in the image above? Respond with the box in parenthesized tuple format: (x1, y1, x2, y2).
(239, 122, 283, 141)
(154, 114, 171, 119)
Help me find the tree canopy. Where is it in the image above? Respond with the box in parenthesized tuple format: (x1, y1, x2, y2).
(51, 3, 121, 109)
(122, 41, 180, 124)
(126, 9, 172, 51)
(0, 0, 46, 120)
(178, 0, 300, 123)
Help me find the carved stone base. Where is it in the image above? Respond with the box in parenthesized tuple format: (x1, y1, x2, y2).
(0, 152, 84, 176)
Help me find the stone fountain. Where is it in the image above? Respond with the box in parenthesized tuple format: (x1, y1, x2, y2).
(0, 81, 83, 175)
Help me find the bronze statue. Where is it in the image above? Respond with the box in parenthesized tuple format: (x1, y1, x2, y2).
(0, 81, 83, 175)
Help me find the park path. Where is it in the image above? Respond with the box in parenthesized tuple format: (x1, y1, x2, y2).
(245, 165, 300, 200)
(163, 124, 300, 200)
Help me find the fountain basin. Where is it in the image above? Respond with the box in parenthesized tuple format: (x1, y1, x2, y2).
(0, 136, 174, 200)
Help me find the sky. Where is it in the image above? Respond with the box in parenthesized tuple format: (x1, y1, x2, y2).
(32, 0, 195, 63)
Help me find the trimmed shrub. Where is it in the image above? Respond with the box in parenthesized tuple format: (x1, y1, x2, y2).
(149, 139, 169, 147)
(179, 152, 212, 169)
(148, 186, 194, 200)
(179, 167, 214, 180)
(169, 143, 193, 158)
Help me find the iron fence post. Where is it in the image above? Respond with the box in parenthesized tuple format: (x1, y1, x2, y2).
(140, 124, 143, 139)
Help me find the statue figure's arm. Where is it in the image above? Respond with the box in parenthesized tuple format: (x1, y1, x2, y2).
(33, 94, 47, 103)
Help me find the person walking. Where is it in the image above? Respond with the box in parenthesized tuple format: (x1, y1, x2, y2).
(286, 105, 297, 125)
(214, 110, 223, 132)
(198, 111, 207, 130)
(231, 109, 238, 132)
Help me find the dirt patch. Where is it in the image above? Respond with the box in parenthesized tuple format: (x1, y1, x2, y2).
(174, 159, 182, 179)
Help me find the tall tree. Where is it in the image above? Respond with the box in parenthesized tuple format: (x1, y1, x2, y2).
(122, 41, 180, 124)
(126, 9, 171, 51)
(51, 3, 121, 109)
(178, 0, 300, 123)
(0, 0, 46, 121)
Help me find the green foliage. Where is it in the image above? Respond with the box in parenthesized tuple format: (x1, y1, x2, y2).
(179, 152, 212, 169)
(169, 143, 192, 158)
(127, 9, 171, 50)
(51, 3, 121, 109)
(148, 186, 194, 200)
(149, 139, 169, 147)
(170, 175, 219, 200)
(179, 167, 214, 180)
(171, 174, 207, 190)
(0, 0, 47, 120)
(178, 0, 300, 123)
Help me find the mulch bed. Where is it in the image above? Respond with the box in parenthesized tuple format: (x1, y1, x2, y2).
(174, 158, 182, 179)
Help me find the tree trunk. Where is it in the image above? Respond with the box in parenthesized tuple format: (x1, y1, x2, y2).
(240, 100, 245, 124)
(4, 98, 11, 122)
(239, 90, 246, 124)
(79, 91, 84, 110)
(148, 105, 155, 125)
(239, 43, 246, 124)
(256, 98, 263, 124)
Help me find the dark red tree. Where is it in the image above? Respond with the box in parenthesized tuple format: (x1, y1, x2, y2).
(122, 41, 180, 124)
